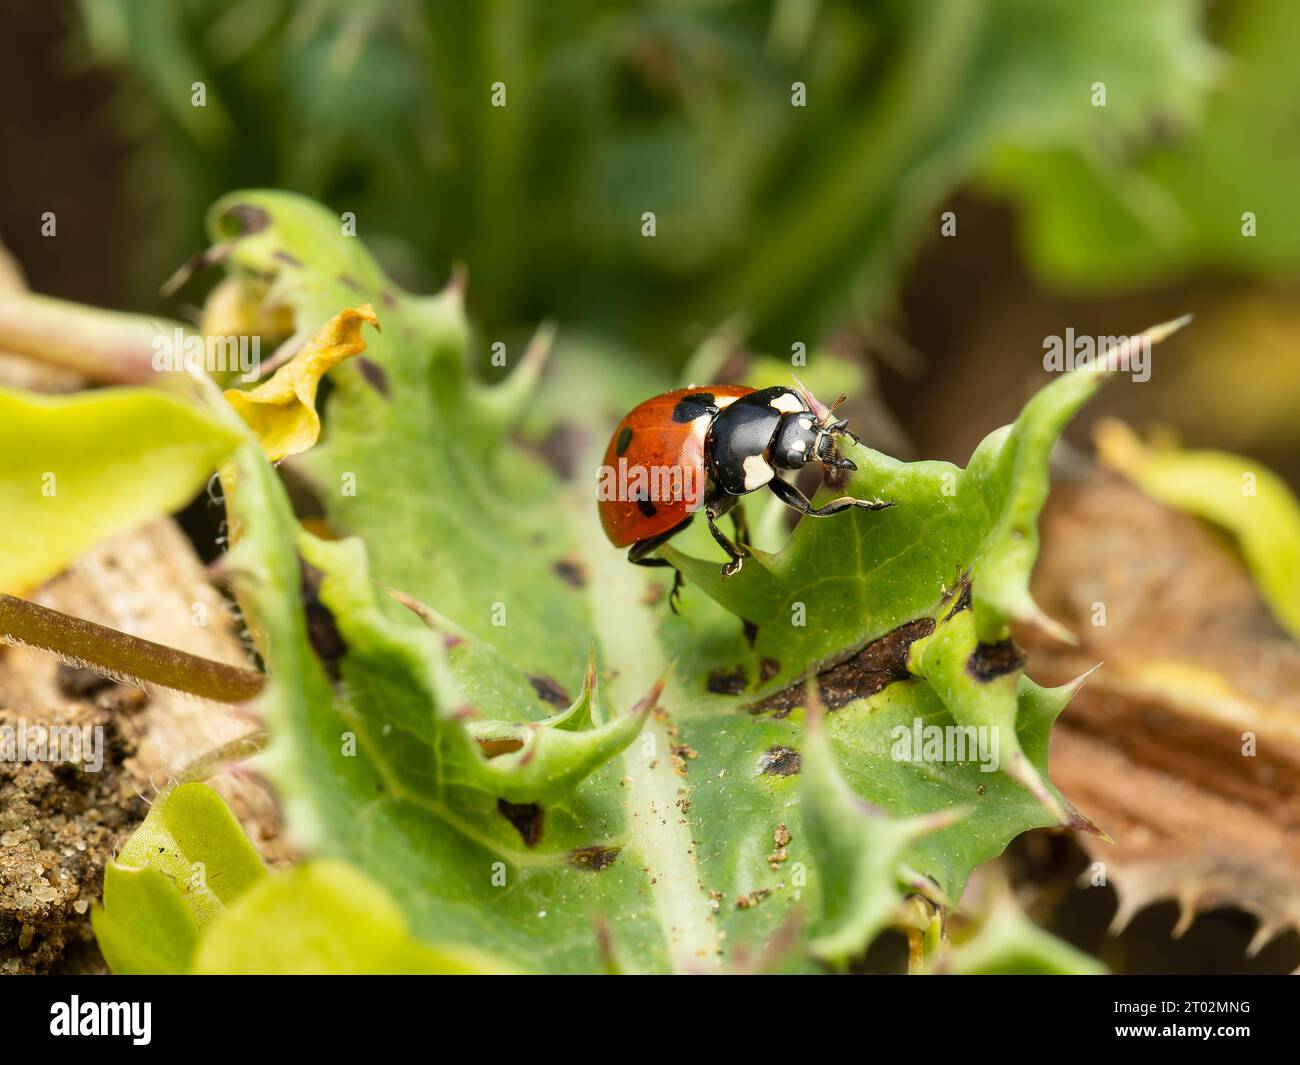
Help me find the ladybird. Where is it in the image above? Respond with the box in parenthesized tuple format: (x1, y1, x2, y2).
(597, 383, 892, 599)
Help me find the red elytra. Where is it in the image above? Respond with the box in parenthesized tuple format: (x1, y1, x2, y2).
(597, 385, 755, 547)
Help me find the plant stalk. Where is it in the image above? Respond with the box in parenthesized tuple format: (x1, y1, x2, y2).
(0, 593, 265, 703)
(0, 291, 188, 386)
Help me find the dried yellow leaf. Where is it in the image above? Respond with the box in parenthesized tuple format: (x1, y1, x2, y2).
(225, 304, 378, 460)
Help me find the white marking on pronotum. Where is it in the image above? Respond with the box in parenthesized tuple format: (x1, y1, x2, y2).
(769, 392, 803, 414)
(742, 455, 774, 490)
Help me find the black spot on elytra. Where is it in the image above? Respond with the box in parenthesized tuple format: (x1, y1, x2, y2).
(553, 559, 587, 588)
(759, 745, 801, 776)
(529, 674, 571, 708)
(222, 203, 270, 235)
(299, 559, 347, 681)
(672, 392, 717, 423)
(616, 425, 633, 456)
(706, 665, 748, 695)
(498, 799, 543, 847)
(635, 492, 656, 518)
(746, 617, 936, 717)
(966, 639, 1026, 682)
(569, 844, 620, 871)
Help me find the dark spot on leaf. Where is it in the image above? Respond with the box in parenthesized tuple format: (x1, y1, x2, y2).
(706, 665, 748, 695)
(553, 558, 587, 588)
(759, 745, 801, 776)
(273, 250, 303, 267)
(338, 274, 366, 295)
(536, 422, 586, 480)
(498, 799, 543, 847)
(356, 357, 390, 397)
(672, 393, 717, 423)
(299, 559, 347, 681)
(942, 574, 972, 620)
(742, 619, 759, 649)
(616, 425, 633, 456)
(477, 735, 525, 758)
(569, 844, 620, 871)
(380, 290, 398, 309)
(529, 674, 571, 708)
(222, 203, 270, 235)
(745, 617, 936, 717)
(56, 664, 114, 699)
(966, 639, 1026, 682)
(759, 658, 780, 683)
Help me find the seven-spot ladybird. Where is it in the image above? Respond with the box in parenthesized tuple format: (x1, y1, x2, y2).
(598, 383, 892, 599)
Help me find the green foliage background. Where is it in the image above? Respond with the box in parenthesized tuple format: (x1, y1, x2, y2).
(77, 0, 1296, 362)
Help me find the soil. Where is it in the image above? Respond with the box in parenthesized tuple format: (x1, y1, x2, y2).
(0, 697, 147, 973)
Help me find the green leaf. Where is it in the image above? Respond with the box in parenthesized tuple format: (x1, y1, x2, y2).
(800, 699, 960, 961)
(295, 531, 653, 807)
(942, 885, 1107, 975)
(91, 866, 200, 976)
(92, 782, 266, 974)
(0, 387, 243, 594)
(1096, 420, 1300, 639)
(986, 0, 1300, 289)
(93, 782, 509, 974)
(192, 861, 515, 975)
(83, 0, 1215, 352)
(209, 190, 1126, 973)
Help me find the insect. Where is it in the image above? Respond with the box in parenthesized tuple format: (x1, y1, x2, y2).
(598, 383, 892, 600)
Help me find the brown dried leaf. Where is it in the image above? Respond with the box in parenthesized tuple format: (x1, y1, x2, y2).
(1020, 464, 1300, 953)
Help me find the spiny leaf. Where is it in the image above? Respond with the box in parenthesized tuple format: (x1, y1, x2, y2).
(0, 387, 242, 594)
(669, 322, 1186, 822)
(801, 696, 962, 961)
(203, 190, 1131, 973)
(940, 881, 1107, 975)
(295, 531, 653, 807)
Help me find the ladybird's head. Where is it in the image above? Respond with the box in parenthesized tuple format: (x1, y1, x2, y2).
(771, 412, 858, 472)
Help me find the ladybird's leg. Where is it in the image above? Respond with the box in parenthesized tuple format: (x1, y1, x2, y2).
(827, 417, 860, 446)
(705, 497, 746, 578)
(627, 520, 691, 612)
(767, 475, 894, 517)
(729, 501, 752, 551)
